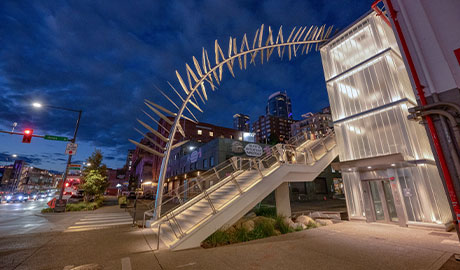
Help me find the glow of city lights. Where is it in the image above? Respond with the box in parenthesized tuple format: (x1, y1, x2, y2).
(32, 102, 42, 108)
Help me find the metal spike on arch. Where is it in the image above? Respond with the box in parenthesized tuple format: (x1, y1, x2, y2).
(130, 24, 335, 219)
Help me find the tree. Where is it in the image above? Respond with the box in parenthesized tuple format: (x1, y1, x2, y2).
(81, 150, 108, 201)
(81, 169, 107, 201)
(83, 150, 108, 179)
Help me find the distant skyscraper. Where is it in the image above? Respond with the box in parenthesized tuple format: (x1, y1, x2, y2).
(266, 91, 292, 119)
(233, 113, 250, 131)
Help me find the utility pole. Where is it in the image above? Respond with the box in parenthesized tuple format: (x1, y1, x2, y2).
(58, 110, 82, 202)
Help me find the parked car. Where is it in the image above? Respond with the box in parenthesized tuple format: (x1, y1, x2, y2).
(68, 190, 84, 203)
(29, 192, 39, 201)
(6, 193, 28, 203)
(38, 191, 48, 200)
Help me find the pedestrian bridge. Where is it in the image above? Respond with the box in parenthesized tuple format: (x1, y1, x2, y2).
(146, 132, 338, 250)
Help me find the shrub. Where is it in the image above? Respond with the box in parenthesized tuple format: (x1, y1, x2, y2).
(233, 227, 250, 243)
(254, 205, 276, 218)
(307, 222, 318, 229)
(118, 196, 127, 205)
(249, 218, 276, 239)
(204, 229, 231, 247)
(41, 208, 54, 213)
(274, 215, 293, 234)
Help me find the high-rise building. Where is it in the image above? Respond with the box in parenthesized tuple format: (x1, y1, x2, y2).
(252, 115, 294, 144)
(233, 113, 250, 132)
(291, 107, 333, 137)
(266, 91, 293, 119)
(320, 10, 451, 229)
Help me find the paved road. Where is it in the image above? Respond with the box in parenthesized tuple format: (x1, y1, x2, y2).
(0, 199, 63, 236)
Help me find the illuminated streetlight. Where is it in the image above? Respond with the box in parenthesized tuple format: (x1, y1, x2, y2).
(32, 102, 42, 108)
(31, 101, 83, 203)
(12, 154, 17, 158)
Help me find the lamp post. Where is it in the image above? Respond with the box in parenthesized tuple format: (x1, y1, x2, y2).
(32, 102, 82, 202)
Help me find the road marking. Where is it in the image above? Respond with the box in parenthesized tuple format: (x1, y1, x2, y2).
(121, 257, 132, 270)
(176, 262, 197, 268)
(65, 212, 132, 232)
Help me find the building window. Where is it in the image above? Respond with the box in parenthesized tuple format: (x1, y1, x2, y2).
(203, 159, 208, 169)
(197, 129, 202, 135)
(209, 131, 214, 137)
(210, 156, 215, 167)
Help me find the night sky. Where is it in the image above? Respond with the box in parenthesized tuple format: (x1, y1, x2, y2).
(0, 0, 371, 172)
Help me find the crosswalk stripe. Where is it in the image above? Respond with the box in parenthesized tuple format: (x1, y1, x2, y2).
(67, 221, 133, 229)
(75, 218, 132, 225)
(65, 212, 133, 232)
(77, 216, 132, 221)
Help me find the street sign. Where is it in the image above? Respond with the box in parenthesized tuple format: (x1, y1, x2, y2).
(44, 135, 69, 141)
(68, 164, 81, 171)
(47, 198, 56, 209)
(65, 143, 78, 155)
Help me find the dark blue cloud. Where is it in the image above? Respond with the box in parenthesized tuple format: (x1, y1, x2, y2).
(0, 0, 372, 170)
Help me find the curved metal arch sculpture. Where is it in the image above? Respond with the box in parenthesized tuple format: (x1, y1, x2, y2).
(130, 24, 335, 220)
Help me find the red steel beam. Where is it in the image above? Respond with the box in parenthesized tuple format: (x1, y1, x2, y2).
(384, 0, 460, 230)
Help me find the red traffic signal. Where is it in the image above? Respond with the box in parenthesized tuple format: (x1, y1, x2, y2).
(22, 129, 33, 143)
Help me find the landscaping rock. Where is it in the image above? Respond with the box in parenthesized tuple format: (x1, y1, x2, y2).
(289, 222, 306, 230)
(245, 212, 257, 218)
(241, 220, 255, 231)
(226, 226, 236, 234)
(252, 216, 276, 226)
(296, 215, 315, 226)
(316, 219, 333, 226)
(283, 217, 294, 226)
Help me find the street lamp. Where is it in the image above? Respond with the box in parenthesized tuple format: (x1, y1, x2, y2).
(12, 154, 17, 158)
(32, 102, 42, 108)
(31, 101, 83, 203)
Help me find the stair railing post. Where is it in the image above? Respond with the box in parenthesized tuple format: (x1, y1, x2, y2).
(231, 172, 243, 195)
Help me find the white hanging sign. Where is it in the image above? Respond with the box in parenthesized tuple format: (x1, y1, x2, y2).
(244, 143, 263, 157)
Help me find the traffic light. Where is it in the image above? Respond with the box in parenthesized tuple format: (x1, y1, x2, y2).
(22, 129, 33, 143)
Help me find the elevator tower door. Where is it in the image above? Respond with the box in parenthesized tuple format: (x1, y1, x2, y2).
(364, 180, 399, 223)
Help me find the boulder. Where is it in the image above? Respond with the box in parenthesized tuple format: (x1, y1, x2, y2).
(316, 219, 334, 226)
(296, 215, 315, 226)
(241, 220, 255, 231)
(252, 216, 276, 226)
(225, 226, 236, 234)
(289, 222, 306, 230)
(283, 217, 294, 226)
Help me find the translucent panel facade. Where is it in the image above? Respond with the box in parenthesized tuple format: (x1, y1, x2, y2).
(334, 104, 434, 161)
(320, 12, 451, 228)
(321, 12, 400, 81)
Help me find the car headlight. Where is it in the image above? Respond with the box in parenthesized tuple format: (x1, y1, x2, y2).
(6, 196, 11, 200)
(18, 196, 23, 200)
(33, 195, 37, 198)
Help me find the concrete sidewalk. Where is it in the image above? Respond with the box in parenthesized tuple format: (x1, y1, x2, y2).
(2, 221, 460, 269)
(151, 221, 460, 270)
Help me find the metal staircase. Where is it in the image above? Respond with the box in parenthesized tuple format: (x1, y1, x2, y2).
(146, 132, 338, 250)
